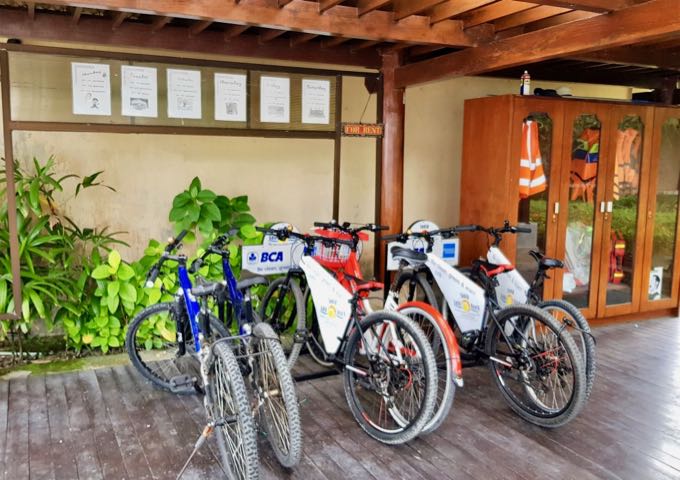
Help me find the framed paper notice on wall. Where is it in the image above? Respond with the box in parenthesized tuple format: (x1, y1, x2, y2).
(121, 65, 158, 118)
(167, 69, 202, 119)
(214, 73, 247, 122)
(71, 62, 112, 116)
(260, 76, 290, 123)
(301, 79, 330, 124)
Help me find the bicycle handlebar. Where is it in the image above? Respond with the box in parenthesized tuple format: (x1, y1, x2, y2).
(256, 226, 355, 249)
(313, 220, 389, 234)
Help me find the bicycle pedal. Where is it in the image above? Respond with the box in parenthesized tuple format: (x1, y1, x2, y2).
(170, 374, 199, 394)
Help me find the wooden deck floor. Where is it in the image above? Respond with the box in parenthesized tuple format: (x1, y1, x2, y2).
(2, 317, 680, 480)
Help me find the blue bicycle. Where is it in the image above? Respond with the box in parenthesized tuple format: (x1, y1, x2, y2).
(126, 231, 302, 478)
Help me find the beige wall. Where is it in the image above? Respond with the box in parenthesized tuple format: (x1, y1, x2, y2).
(0, 53, 378, 273)
(403, 76, 633, 229)
(339, 76, 378, 272)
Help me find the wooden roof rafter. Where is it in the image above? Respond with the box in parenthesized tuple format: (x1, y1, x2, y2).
(38, 0, 477, 47)
(395, 0, 680, 86)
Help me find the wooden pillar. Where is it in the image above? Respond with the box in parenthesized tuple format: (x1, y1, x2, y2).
(376, 51, 405, 280)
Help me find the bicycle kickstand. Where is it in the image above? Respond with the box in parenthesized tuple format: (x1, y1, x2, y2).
(176, 420, 235, 480)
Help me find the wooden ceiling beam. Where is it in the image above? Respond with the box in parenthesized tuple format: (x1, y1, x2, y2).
(523, 9, 598, 31)
(461, 0, 537, 28)
(40, 0, 474, 46)
(351, 40, 381, 52)
(392, 0, 448, 21)
(278, 0, 294, 6)
(111, 11, 129, 30)
(0, 9, 380, 67)
(524, 0, 638, 12)
(189, 20, 213, 36)
(224, 24, 250, 40)
(27, 2, 35, 20)
(396, 0, 680, 86)
(429, 0, 496, 25)
(409, 44, 447, 56)
(72, 6, 82, 24)
(319, 0, 346, 13)
(494, 5, 570, 31)
(290, 32, 318, 46)
(356, 0, 392, 16)
(573, 47, 680, 71)
(259, 28, 287, 43)
(322, 36, 351, 48)
(150, 15, 172, 32)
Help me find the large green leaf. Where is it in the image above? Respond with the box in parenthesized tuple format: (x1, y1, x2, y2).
(28, 290, 46, 319)
(108, 250, 122, 272)
(0, 280, 7, 311)
(117, 263, 135, 281)
(107, 281, 120, 298)
(172, 191, 192, 208)
(169, 206, 187, 222)
(107, 294, 119, 314)
(119, 283, 137, 303)
(240, 224, 258, 239)
(187, 203, 201, 223)
(197, 189, 217, 203)
(201, 203, 221, 222)
(108, 336, 121, 348)
(91, 265, 113, 279)
(189, 177, 202, 198)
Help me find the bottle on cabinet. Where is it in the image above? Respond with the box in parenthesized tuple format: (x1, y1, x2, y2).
(520, 71, 531, 95)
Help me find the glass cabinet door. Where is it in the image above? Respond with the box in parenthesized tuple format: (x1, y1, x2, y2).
(555, 103, 611, 317)
(512, 98, 565, 300)
(597, 106, 653, 316)
(642, 111, 680, 311)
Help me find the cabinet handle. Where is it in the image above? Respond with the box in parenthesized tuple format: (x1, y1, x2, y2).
(606, 201, 613, 213)
(600, 201, 606, 213)
(554, 202, 560, 215)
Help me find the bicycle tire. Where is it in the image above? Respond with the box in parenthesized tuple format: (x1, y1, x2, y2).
(397, 303, 457, 435)
(343, 311, 437, 444)
(259, 277, 305, 368)
(125, 301, 228, 393)
(251, 322, 302, 469)
(538, 299, 596, 399)
(210, 340, 260, 480)
(304, 288, 334, 368)
(485, 304, 587, 428)
(394, 268, 439, 311)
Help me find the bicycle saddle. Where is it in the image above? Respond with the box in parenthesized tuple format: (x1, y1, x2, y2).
(191, 281, 226, 298)
(529, 249, 563, 270)
(390, 246, 427, 265)
(236, 276, 268, 291)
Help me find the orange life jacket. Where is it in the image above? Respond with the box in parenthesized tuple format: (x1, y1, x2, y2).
(519, 120, 547, 199)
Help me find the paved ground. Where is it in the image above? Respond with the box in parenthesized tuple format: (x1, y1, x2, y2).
(1, 317, 679, 479)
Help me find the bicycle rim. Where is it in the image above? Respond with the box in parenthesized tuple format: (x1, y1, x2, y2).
(491, 311, 577, 416)
(347, 320, 429, 433)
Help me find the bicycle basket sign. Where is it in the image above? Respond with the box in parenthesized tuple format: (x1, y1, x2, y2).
(242, 222, 300, 275)
(386, 220, 459, 270)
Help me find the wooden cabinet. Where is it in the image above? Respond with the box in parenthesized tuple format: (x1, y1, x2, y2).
(460, 95, 680, 321)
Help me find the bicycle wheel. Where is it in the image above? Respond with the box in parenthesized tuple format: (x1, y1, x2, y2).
(397, 303, 457, 434)
(210, 340, 260, 480)
(485, 305, 587, 428)
(538, 299, 596, 399)
(343, 311, 437, 444)
(394, 268, 439, 310)
(125, 301, 228, 393)
(251, 322, 302, 468)
(259, 277, 305, 368)
(304, 288, 334, 367)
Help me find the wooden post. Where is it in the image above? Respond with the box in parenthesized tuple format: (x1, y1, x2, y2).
(0, 48, 22, 321)
(376, 51, 405, 280)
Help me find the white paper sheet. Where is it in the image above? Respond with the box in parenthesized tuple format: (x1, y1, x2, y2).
(214, 73, 247, 122)
(260, 76, 290, 123)
(71, 62, 111, 116)
(121, 66, 158, 118)
(302, 79, 330, 124)
(167, 69, 202, 119)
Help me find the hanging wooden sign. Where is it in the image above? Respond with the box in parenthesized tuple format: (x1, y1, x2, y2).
(342, 123, 384, 137)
